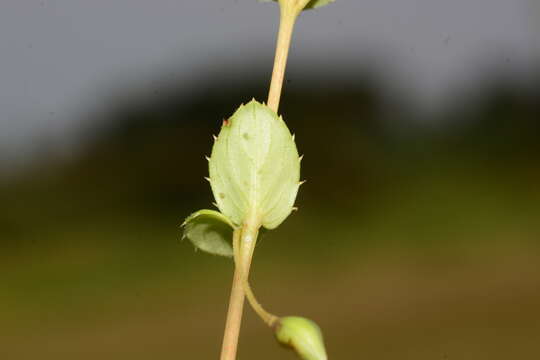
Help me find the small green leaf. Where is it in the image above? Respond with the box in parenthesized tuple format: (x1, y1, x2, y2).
(182, 209, 235, 257)
(209, 100, 301, 230)
(275, 316, 328, 360)
(259, 0, 335, 11)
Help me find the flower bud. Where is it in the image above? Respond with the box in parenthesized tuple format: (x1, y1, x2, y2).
(275, 316, 328, 360)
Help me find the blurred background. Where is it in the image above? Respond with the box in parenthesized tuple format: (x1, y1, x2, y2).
(1, 0, 539, 359)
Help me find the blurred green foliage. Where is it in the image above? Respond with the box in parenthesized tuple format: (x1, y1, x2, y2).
(0, 69, 539, 359)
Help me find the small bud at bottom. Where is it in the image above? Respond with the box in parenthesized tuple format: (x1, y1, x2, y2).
(274, 316, 327, 360)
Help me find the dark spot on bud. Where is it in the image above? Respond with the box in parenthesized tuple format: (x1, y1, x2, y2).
(223, 118, 230, 126)
(243, 133, 250, 140)
(219, 193, 226, 199)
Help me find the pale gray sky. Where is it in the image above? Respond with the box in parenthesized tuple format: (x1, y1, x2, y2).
(0, 0, 538, 164)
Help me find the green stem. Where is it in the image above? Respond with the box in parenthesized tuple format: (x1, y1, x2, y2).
(219, 229, 252, 360)
(220, 223, 264, 360)
(267, 2, 305, 113)
(233, 225, 279, 328)
(220, 1, 310, 358)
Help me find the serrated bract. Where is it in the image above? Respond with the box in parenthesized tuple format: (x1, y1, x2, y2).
(208, 100, 301, 230)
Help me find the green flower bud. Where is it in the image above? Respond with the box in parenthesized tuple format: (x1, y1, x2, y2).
(275, 316, 328, 360)
(208, 100, 301, 230)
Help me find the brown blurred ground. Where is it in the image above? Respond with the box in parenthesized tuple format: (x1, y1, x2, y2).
(2, 249, 539, 359)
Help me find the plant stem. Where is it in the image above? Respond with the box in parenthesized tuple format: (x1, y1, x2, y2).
(242, 267, 279, 327)
(233, 224, 278, 328)
(219, 226, 258, 360)
(220, 2, 309, 358)
(267, 5, 300, 113)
